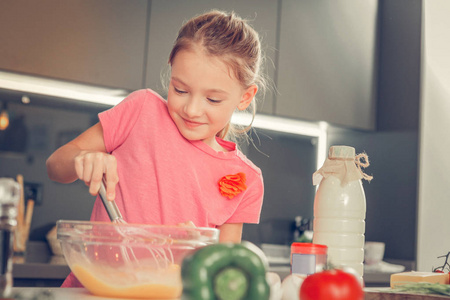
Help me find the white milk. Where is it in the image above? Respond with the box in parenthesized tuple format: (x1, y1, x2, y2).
(312, 146, 370, 282)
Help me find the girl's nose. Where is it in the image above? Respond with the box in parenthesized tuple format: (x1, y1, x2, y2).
(183, 96, 203, 118)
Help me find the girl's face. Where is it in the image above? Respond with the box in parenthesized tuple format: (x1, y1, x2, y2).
(167, 46, 257, 151)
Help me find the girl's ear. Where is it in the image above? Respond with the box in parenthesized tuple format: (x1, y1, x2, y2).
(237, 85, 258, 111)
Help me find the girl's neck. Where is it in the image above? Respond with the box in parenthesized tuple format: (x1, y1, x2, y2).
(203, 136, 230, 153)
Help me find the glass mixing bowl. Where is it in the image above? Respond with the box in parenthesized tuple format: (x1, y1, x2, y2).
(57, 220, 219, 299)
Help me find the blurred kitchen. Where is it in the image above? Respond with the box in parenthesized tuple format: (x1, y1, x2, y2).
(1, 0, 448, 289)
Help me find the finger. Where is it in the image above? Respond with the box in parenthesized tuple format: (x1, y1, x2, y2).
(177, 221, 196, 228)
(74, 155, 85, 181)
(89, 153, 105, 196)
(104, 155, 118, 201)
(178, 221, 199, 239)
(185, 221, 196, 227)
(83, 153, 94, 185)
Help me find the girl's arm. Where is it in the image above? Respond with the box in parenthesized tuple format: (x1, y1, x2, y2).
(217, 223, 243, 243)
(46, 122, 118, 200)
(179, 222, 243, 243)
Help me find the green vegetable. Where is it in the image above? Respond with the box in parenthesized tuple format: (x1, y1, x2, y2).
(181, 243, 270, 300)
(214, 267, 248, 300)
(389, 283, 450, 296)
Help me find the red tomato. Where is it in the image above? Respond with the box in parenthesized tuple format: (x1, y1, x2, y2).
(299, 269, 364, 300)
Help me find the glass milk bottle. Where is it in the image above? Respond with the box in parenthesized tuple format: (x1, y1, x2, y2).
(312, 146, 372, 282)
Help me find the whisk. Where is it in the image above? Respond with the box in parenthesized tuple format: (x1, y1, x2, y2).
(97, 180, 174, 268)
(98, 180, 124, 224)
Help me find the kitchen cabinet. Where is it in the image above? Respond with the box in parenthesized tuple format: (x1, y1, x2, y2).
(0, 0, 379, 128)
(144, 0, 278, 114)
(275, 0, 378, 130)
(0, 0, 148, 90)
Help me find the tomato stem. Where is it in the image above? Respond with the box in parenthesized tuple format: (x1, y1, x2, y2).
(433, 252, 450, 273)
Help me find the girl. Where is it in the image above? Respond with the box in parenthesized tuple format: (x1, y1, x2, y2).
(46, 10, 266, 286)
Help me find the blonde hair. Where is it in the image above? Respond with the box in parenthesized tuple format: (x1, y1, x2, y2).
(168, 10, 266, 142)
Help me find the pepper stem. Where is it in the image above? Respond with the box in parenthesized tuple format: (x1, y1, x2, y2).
(214, 267, 249, 300)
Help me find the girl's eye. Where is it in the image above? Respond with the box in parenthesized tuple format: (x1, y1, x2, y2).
(207, 98, 222, 104)
(174, 87, 187, 94)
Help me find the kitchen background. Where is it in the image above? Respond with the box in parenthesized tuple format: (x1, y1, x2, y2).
(1, 0, 447, 275)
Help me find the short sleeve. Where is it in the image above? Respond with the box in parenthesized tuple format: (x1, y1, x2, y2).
(226, 172, 264, 224)
(99, 90, 147, 153)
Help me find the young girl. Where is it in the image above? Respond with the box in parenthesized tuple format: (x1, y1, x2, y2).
(46, 10, 266, 286)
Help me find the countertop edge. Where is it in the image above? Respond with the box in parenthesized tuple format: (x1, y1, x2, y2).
(13, 261, 70, 279)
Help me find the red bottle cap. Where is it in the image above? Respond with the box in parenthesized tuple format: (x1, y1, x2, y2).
(291, 242, 327, 255)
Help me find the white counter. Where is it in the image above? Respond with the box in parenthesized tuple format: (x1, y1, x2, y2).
(268, 258, 415, 287)
(11, 287, 179, 300)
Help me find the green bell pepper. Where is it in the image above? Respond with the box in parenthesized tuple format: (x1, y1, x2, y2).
(181, 243, 270, 300)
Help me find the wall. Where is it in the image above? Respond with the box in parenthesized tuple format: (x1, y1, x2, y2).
(327, 129, 418, 261)
(417, 0, 450, 271)
(327, 0, 422, 261)
(0, 93, 100, 240)
(241, 129, 317, 245)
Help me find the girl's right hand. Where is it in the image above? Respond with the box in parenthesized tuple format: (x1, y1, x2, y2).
(74, 151, 119, 201)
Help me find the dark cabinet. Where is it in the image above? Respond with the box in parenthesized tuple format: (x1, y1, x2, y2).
(0, 0, 379, 129)
(0, 0, 148, 90)
(275, 0, 378, 130)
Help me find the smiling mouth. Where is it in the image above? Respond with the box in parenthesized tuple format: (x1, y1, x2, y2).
(182, 118, 204, 128)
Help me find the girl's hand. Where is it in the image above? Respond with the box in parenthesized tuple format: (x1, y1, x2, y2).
(74, 151, 119, 201)
(177, 221, 200, 239)
(177, 221, 196, 228)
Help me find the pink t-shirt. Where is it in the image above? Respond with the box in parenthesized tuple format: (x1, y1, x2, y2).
(93, 88, 264, 227)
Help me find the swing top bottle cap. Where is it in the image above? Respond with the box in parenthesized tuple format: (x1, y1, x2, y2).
(329, 146, 355, 159)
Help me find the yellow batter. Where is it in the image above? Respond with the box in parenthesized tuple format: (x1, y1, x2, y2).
(72, 264, 182, 299)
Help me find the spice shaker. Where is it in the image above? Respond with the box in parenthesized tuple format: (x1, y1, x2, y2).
(0, 178, 20, 297)
(291, 242, 327, 276)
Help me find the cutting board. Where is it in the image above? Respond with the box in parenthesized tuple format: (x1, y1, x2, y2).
(365, 288, 450, 299)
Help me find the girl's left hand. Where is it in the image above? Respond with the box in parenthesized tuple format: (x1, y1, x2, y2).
(177, 221, 196, 227)
(177, 221, 200, 239)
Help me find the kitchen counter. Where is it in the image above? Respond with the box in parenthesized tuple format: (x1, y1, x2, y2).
(12, 241, 70, 287)
(12, 241, 414, 289)
(365, 288, 450, 299)
(364, 259, 415, 287)
(268, 259, 415, 287)
(13, 256, 70, 285)
(262, 243, 414, 286)
(13, 287, 449, 300)
(10, 287, 143, 300)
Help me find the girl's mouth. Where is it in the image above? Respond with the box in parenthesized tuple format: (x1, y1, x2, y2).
(182, 117, 204, 128)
